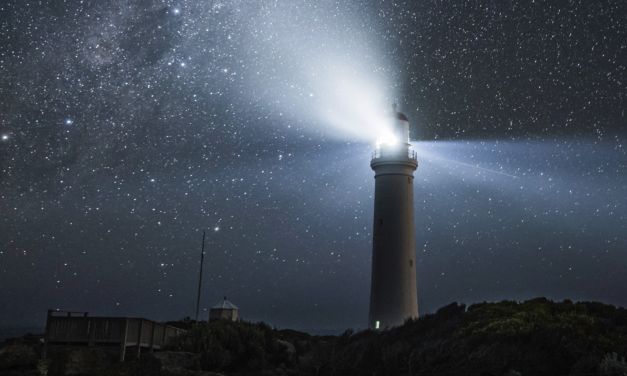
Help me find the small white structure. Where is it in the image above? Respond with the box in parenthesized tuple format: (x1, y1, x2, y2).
(209, 297, 239, 321)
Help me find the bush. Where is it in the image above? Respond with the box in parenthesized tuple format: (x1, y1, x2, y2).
(160, 298, 627, 376)
(0, 344, 38, 371)
(164, 320, 279, 372)
(600, 353, 627, 376)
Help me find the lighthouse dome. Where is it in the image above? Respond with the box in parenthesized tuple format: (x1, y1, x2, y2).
(390, 103, 409, 122)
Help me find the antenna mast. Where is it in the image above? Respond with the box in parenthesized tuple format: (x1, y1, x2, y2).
(195, 229, 206, 325)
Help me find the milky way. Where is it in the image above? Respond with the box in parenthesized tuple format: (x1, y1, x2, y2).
(0, 0, 625, 333)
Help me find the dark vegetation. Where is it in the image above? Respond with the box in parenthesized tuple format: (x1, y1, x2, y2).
(163, 298, 627, 376)
(2, 298, 627, 375)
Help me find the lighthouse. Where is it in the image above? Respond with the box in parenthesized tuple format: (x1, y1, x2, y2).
(368, 104, 419, 329)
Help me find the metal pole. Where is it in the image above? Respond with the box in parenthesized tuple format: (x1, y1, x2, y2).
(195, 230, 206, 325)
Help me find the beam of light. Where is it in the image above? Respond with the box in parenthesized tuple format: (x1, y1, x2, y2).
(314, 70, 393, 142)
(426, 156, 520, 179)
(239, 2, 395, 142)
(412, 141, 522, 181)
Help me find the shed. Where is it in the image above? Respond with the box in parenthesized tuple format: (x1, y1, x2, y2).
(209, 297, 239, 321)
(42, 310, 186, 361)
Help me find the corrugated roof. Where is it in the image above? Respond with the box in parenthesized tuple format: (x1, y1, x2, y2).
(211, 299, 238, 310)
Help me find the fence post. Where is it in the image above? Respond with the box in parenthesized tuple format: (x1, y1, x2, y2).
(88, 318, 95, 347)
(136, 319, 143, 358)
(42, 310, 53, 360)
(149, 321, 156, 353)
(119, 319, 129, 362)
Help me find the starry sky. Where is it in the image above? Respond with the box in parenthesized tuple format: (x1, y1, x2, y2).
(1, 0, 625, 333)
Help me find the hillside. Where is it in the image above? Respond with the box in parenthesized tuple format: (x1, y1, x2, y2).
(162, 298, 627, 375)
(2, 298, 627, 375)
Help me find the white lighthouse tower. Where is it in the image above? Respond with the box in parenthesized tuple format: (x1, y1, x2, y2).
(368, 104, 419, 329)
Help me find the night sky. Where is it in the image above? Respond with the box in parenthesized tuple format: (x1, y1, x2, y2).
(1, 0, 625, 334)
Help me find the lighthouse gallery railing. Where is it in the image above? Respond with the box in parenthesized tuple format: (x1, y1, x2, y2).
(371, 149, 417, 161)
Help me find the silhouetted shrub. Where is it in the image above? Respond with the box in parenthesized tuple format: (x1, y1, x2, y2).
(159, 298, 627, 376)
(600, 352, 627, 376)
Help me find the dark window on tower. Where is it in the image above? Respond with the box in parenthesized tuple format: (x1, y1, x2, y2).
(409, 260, 413, 267)
(380, 219, 383, 226)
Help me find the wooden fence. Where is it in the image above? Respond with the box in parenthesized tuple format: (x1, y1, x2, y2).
(42, 310, 186, 361)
